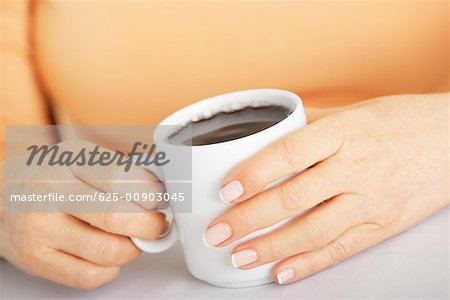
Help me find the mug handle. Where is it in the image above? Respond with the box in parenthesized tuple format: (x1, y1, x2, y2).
(130, 163, 178, 253)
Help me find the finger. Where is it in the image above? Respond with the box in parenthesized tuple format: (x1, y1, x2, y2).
(219, 117, 346, 203)
(58, 155, 167, 240)
(54, 169, 166, 231)
(49, 177, 167, 240)
(272, 222, 384, 285)
(65, 141, 164, 211)
(51, 215, 140, 266)
(71, 163, 164, 211)
(26, 161, 152, 215)
(29, 249, 120, 290)
(229, 194, 370, 269)
(205, 161, 347, 247)
(72, 210, 166, 240)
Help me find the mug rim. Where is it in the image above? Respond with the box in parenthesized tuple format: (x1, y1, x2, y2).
(154, 88, 302, 149)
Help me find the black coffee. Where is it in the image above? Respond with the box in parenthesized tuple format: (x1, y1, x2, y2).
(168, 105, 292, 146)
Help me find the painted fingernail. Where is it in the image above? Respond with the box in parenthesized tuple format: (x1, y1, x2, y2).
(276, 268, 294, 284)
(231, 249, 258, 268)
(203, 223, 232, 247)
(219, 180, 244, 203)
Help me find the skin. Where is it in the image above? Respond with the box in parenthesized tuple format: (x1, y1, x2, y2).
(0, 2, 167, 289)
(1, 141, 167, 289)
(1, 0, 448, 290)
(208, 93, 449, 284)
(33, 0, 449, 124)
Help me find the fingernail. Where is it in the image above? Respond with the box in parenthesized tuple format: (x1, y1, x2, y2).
(231, 249, 258, 268)
(203, 223, 232, 247)
(276, 268, 294, 284)
(219, 180, 244, 203)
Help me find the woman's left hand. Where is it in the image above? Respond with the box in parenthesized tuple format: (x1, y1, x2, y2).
(204, 93, 449, 285)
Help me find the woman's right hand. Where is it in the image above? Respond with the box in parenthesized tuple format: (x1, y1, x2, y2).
(0, 140, 166, 289)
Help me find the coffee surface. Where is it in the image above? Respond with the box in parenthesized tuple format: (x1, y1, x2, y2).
(168, 105, 292, 146)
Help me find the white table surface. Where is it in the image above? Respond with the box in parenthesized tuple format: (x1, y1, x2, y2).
(1, 207, 448, 300)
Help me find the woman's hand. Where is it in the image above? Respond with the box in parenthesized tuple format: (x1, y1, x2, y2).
(0, 141, 166, 289)
(204, 93, 449, 284)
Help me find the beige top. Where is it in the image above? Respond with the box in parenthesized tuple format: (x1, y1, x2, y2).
(32, 1, 449, 126)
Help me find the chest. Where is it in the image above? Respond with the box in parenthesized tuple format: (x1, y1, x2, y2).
(33, 1, 448, 124)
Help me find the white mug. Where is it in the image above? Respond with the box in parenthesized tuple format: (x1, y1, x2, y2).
(132, 89, 307, 288)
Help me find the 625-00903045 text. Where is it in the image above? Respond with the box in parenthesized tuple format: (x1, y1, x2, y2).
(9, 192, 185, 202)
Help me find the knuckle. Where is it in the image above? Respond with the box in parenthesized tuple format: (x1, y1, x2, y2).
(327, 240, 350, 265)
(304, 219, 329, 246)
(319, 114, 344, 132)
(96, 237, 125, 266)
(238, 166, 264, 191)
(302, 257, 321, 275)
(99, 213, 131, 232)
(347, 151, 375, 174)
(351, 194, 372, 221)
(316, 116, 347, 150)
(279, 137, 302, 169)
(265, 236, 286, 261)
(75, 267, 103, 290)
(234, 207, 257, 232)
(278, 183, 306, 211)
